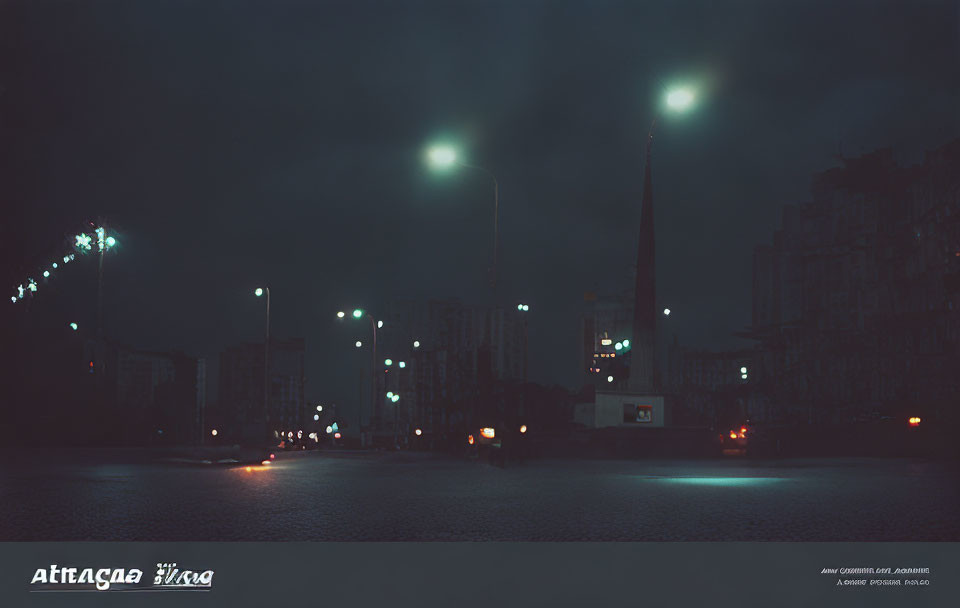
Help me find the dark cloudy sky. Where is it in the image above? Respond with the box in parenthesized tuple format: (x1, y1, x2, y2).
(2, 0, 959, 405)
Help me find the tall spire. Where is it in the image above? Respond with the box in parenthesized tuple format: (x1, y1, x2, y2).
(630, 131, 656, 392)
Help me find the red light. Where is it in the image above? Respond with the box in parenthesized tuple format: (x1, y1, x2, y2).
(468, 435, 475, 445)
(269, 453, 275, 459)
(334, 432, 341, 439)
(740, 427, 747, 433)
(89, 361, 93, 367)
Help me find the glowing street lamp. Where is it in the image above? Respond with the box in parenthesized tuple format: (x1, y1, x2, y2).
(666, 88, 695, 111)
(413, 340, 420, 349)
(426, 145, 457, 168)
(355, 340, 362, 348)
(663, 308, 671, 316)
(337, 311, 345, 318)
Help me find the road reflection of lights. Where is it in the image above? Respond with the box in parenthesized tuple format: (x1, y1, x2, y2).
(239, 465, 273, 473)
(637, 476, 785, 487)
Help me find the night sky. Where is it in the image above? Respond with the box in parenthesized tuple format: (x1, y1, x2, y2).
(2, 0, 959, 407)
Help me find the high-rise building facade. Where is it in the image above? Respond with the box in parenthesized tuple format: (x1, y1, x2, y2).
(219, 338, 305, 442)
(748, 139, 960, 424)
(114, 346, 203, 444)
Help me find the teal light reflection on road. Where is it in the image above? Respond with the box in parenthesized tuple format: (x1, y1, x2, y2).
(643, 477, 785, 487)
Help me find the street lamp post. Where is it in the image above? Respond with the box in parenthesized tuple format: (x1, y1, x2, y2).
(338, 309, 378, 446)
(427, 145, 503, 432)
(256, 287, 270, 437)
(517, 304, 530, 419)
(385, 358, 408, 449)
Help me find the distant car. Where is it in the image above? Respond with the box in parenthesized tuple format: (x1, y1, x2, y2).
(720, 424, 750, 451)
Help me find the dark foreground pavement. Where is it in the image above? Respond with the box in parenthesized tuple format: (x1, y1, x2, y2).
(1, 451, 957, 541)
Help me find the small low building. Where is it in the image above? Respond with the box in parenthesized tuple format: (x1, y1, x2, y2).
(574, 391, 666, 429)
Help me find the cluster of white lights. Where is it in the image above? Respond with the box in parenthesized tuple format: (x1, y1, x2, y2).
(11, 247, 83, 303)
(740, 366, 749, 380)
(516, 304, 530, 312)
(11, 225, 115, 305)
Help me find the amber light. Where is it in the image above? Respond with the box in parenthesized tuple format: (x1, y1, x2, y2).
(909, 417, 921, 427)
(729, 431, 738, 439)
(467, 435, 475, 445)
(481, 427, 495, 439)
(261, 460, 271, 466)
(520, 425, 527, 434)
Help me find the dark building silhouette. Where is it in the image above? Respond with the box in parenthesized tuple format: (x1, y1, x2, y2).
(378, 298, 526, 439)
(218, 338, 305, 442)
(111, 344, 205, 445)
(747, 139, 960, 424)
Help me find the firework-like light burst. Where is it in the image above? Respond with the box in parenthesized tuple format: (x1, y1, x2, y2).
(11, 224, 116, 305)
